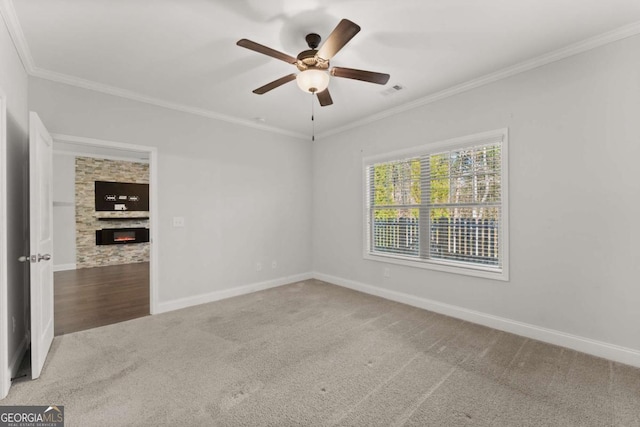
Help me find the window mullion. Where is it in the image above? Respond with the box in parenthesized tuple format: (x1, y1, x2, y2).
(368, 165, 375, 253)
(419, 155, 430, 259)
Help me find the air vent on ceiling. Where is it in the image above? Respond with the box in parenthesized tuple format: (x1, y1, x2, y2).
(380, 84, 405, 96)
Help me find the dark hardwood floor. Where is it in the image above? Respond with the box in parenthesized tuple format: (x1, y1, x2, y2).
(54, 262, 150, 336)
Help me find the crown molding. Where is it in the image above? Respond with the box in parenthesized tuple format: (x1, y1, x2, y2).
(51, 134, 150, 162)
(0, 0, 35, 72)
(51, 132, 153, 151)
(316, 20, 640, 140)
(3, 0, 640, 141)
(30, 67, 308, 140)
(52, 149, 149, 164)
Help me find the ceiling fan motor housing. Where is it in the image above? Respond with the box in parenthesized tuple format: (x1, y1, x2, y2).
(296, 33, 329, 72)
(305, 33, 322, 49)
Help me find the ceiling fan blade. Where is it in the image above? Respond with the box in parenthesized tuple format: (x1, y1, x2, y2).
(316, 19, 361, 60)
(316, 88, 333, 107)
(237, 39, 297, 64)
(252, 74, 297, 95)
(330, 67, 390, 85)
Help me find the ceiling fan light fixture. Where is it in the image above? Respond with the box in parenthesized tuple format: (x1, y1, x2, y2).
(296, 69, 330, 93)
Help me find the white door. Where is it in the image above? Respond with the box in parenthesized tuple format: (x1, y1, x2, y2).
(29, 112, 54, 379)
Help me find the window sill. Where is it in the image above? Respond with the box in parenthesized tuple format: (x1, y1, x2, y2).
(363, 252, 509, 281)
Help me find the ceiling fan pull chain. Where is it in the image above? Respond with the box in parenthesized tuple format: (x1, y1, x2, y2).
(311, 92, 316, 141)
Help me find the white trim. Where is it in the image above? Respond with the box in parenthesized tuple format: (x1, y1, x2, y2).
(2, 0, 639, 140)
(0, 88, 9, 398)
(362, 128, 509, 281)
(156, 273, 314, 314)
(53, 263, 76, 272)
(0, 0, 34, 73)
(53, 148, 149, 164)
(501, 130, 510, 281)
(32, 68, 308, 140)
(314, 272, 640, 368)
(52, 133, 153, 156)
(363, 129, 507, 164)
(316, 21, 640, 140)
(8, 334, 27, 381)
(50, 133, 160, 314)
(362, 254, 506, 281)
(148, 147, 159, 314)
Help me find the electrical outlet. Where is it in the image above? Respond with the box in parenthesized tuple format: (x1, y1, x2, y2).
(172, 217, 185, 227)
(383, 267, 391, 278)
(256, 262, 262, 271)
(272, 260, 277, 269)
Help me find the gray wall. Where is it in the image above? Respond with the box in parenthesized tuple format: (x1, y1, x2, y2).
(0, 16, 29, 380)
(29, 77, 314, 306)
(312, 34, 640, 354)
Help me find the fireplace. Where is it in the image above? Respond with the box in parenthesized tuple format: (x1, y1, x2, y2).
(96, 228, 150, 245)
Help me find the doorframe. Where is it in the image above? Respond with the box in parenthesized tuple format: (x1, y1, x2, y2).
(51, 134, 159, 314)
(0, 89, 9, 398)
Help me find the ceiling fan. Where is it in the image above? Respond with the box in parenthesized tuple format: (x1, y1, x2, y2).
(237, 19, 390, 106)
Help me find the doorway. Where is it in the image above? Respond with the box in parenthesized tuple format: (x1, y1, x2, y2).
(51, 134, 158, 335)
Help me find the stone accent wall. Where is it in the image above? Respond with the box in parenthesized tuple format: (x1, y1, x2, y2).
(76, 157, 150, 268)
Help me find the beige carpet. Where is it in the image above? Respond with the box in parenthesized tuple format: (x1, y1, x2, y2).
(2, 279, 639, 426)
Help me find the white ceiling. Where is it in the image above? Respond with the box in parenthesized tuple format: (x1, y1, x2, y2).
(4, 0, 640, 139)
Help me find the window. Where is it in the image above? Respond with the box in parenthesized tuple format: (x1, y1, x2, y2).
(364, 129, 508, 280)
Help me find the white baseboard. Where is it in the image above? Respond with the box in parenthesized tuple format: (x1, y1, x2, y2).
(8, 333, 28, 380)
(53, 263, 76, 272)
(156, 272, 314, 314)
(314, 272, 640, 369)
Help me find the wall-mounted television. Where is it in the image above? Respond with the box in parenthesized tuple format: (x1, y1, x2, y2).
(95, 181, 149, 211)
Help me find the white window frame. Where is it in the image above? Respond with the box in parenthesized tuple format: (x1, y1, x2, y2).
(363, 128, 509, 281)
